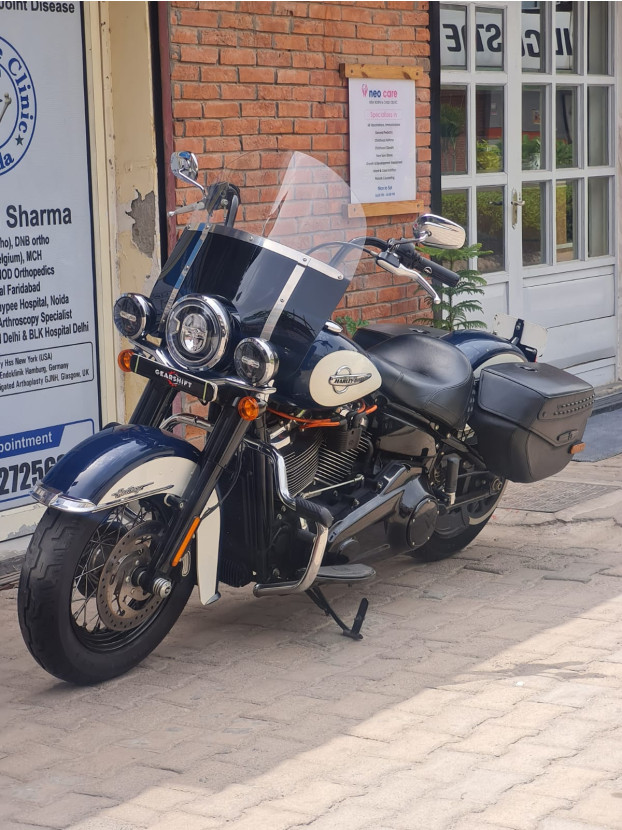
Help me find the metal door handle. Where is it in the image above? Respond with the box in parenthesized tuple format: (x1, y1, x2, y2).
(511, 189, 525, 228)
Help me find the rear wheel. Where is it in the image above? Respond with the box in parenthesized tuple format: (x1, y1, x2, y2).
(18, 498, 194, 685)
(411, 477, 506, 563)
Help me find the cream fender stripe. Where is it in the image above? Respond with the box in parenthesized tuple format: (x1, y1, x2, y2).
(196, 491, 221, 605)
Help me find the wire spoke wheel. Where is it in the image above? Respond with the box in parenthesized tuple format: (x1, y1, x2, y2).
(18, 498, 196, 684)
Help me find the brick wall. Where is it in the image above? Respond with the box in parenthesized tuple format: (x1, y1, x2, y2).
(166, 0, 432, 326)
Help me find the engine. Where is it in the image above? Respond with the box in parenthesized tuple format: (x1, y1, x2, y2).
(270, 421, 372, 497)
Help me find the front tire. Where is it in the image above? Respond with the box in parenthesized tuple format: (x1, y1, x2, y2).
(18, 500, 195, 685)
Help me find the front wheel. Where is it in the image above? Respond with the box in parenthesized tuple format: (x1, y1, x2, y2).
(410, 478, 506, 563)
(18, 499, 195, 685)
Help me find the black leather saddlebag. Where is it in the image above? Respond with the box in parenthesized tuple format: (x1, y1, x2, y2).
(470, 362, 594, 483)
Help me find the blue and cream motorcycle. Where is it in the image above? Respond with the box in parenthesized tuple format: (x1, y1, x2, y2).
(18, 152, 594, 684)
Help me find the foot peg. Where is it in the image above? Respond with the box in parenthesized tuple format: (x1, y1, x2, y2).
(315, 563, 376, 584)
(306, 585, 369, 640)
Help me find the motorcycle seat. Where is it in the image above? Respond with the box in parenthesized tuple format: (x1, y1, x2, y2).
(364, 331, 474, 429)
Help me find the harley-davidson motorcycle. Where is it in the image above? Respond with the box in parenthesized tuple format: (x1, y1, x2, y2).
(18, 151, 594, 684)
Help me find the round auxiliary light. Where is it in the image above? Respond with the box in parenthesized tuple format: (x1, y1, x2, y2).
(234, 337, 279, 386)
(113, 293, 155, 340)
(166, 294, 230, 370)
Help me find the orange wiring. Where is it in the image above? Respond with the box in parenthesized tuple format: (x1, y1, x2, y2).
(267, 402, 377, 429)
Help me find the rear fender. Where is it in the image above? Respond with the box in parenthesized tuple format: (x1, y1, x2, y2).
(443, 330, 526, 377)
(32, 424, 221, 606)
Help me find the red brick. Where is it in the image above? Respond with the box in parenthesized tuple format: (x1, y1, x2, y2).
(256, 16, 292, 33)
(242, 135, 279, 151)
(257, 49, 292, 67)
(200, 66, 238, 83)
(242, 101, 277, 117)
(294, 120, 326, 134)
(203, 101, 240, 118)
(292, 52, 326, 69)
(308, 2, 342, 20)
(185, 119, 221, 137)
(276, 68, 310, 85)
(277, 135, 312, 151)
(239, 67, 276, 83)
(199, 29, 237, 47)
(220, 12, 254, 30)
(220, 48, 256, 65)
(176, 9, 219, 27)
(311, 135, 344, 150)
(272, 34, 310, 51)
(278, 101, 311, 118)
(172, 27, 199, 44)
(173, 101, 202, 119)
(222, 117, 260, 136)
(179, 45, 219, 64)
(259, 118, 294, 134)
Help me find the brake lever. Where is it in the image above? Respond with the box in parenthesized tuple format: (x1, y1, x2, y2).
(377, 256, 441, 305)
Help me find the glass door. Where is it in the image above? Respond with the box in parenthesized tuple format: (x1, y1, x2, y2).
(439, 2, 616, 384)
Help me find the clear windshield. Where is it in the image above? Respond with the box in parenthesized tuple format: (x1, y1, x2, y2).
(179, 151, 367, 281)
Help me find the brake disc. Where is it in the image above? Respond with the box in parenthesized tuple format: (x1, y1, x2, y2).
(96, 520, 164, 632)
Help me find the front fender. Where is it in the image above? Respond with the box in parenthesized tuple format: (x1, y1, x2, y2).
(32, 424, 201, 513)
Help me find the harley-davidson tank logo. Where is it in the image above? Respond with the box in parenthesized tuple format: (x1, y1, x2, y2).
(329, 365, 373, 394)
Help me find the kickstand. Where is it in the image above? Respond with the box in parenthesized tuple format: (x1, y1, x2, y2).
(306, 586, 368, 640)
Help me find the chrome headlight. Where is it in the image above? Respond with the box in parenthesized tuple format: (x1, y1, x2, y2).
(113, 293, 155, 340)
(234, 337, 279, 386)
(166, 294, 230, 369)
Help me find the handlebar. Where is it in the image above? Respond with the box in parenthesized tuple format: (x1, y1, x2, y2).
(412, 253, 460, 287)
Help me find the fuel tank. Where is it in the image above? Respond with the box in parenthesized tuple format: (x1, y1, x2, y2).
(275, 328, 381, 409)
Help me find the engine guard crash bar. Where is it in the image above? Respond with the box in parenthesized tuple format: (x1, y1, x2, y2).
(244, 438, 332, 597)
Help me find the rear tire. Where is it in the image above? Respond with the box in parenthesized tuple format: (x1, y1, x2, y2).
(18, 501, 195, 685)
(410, 480, 505, 563)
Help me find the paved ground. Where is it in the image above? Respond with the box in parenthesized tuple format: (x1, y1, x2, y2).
(2, 451, 622, 830)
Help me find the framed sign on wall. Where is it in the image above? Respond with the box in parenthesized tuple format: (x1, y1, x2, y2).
(342, 64, 423, 218)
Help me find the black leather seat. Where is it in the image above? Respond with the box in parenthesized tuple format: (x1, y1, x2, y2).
(362, 331, 474, 429)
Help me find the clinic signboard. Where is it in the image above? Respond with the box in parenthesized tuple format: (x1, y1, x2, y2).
(0, 3, 100, 516)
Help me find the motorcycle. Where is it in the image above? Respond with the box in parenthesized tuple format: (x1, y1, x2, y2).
(18, 151, 594, 684)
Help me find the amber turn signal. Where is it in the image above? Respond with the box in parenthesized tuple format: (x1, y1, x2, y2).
(117, 350, 134, 372)
(569, 442, 586, 455)
(238, 396, 261, 421)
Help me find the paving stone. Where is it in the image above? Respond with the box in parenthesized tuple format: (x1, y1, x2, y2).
(476, 789, 572, 830)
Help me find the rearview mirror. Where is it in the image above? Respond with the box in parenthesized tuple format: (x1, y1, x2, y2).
(412, 214, 465, 249)
(170, 151, 204, 194)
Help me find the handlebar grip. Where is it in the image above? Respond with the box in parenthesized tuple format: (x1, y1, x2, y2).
(415, 255, 460, 287)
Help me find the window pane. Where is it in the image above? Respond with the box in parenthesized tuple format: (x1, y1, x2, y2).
(441, 189, 469, 230)
(476, 87, 504, 173)
(555, 2, 577, 73)
(522, 183, 546, 266)
(440, 5, 467, 69)
(476, 7, 503, 70)
(588, 2, 609, 75)
(555, 87, 577, 168)
(522, 86, 544, 170)
(587, 87, 609, 166)
(477, 186, 505, 272)
(522, 2, 545, 72)
(440, 88, 468, 174)
(555, 179, 578, 261)
(588, 177, 610, 257)
(441, 190, 469, 269)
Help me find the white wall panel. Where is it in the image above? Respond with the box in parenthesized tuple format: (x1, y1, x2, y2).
(524, 273, 615, 328)
(480, 282, 509, 329)
(543, 317, 617, 369)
